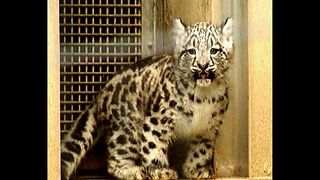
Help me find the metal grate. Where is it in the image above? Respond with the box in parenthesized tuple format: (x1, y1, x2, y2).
(59, 0, 142, 139)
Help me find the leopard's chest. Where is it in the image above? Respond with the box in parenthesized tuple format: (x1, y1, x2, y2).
(174, 98, 224, 140)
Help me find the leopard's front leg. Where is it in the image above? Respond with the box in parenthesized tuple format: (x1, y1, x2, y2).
(140, 115, 178, 179)
(182, 136, 215, 179)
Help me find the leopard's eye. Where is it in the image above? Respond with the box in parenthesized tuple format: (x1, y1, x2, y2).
(187, 48, 196, 55)
(210, 48, 220, 55)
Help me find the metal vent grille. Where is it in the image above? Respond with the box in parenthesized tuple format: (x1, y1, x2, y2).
(59, 0, 142, 139)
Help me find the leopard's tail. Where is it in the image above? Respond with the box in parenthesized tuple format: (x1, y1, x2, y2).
(60, 104, 100, 180)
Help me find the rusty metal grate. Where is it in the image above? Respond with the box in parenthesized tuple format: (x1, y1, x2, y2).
(59, 0, 142, 140)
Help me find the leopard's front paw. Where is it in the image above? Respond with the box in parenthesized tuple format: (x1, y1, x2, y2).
(148, 168, 178, 179)
(184, 166, 214, 179)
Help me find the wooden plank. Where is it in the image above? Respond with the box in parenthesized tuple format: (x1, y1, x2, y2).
(48, 0, 61, 180)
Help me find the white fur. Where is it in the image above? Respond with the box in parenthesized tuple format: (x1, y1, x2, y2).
(174, 81, 226, 140)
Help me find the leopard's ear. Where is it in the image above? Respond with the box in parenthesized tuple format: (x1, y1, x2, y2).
(222, 17, 233, 37)
(173, 18, 187, 37)
(221, 17, 234, 59)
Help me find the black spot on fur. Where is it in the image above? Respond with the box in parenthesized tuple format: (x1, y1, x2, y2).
(106, 84, 114, 92)
(200, 138, 210, 143)
(196, 163, 202, 169)
(188, 93, 195, 101)
(71, 132, 86, 143)
(162, 84, 170, 102)
(196, 98, 202, 103)
(136, 98, 142, 111)
(119, 121, 125, 127)
(211, 112, 217, 118)
(129, 147, 138, 153)
(144, 111, 151, 117)
(65, 142, 81, 154)
(219, 108, 225, 115)
(193, 152, 199, 158)
(152, 130, 161, 137)
(200, 149, 206, 155)
(177, 106, 184, 111)
(128, 122, 135, 130)
(162, 148, 167, 154)
(112, 109, 119, 120)
(142, 157, 147, 163)
(150, 117, 158, 125)
(205, 143, 212, 149)
(61, 152, 74, 163)
(160, 66, 170, 84)
(169, 100, 177, 108)
(127, 101, 135, 111)
(143, 146, 150, 154)
(146, 97, 154, 115)
(142, 70, 151, 91)
(120, 105, 126, 116)
(184, 110, 193, 117)
(143, 123, 150, 132)
(160, 109, 166, 114)
(181, 79, 189, 89)
(218, 95, 224, 102)
(153, 94, 161, 113)
(112, 122, 120, 131)
(148, 141, 156, 149)
(141, 134, 147, 142)
(212, 97, 216, 103)
(124, 127, 133, 135)
(120, 88, 128, 102)
(160, 117, 167, 124)
(71, 109, 90, 142)
(109, 156, 117, 161)
(129, 81, 137, 93)
(117, 149, 128, 155)
(109, 141, 116, 149)
(116, 135, 127, 145)
(161, 129, 167, 134)
(129, 137, 137, 144)
(122, 75, 131, 84)
(214, 129, 219, 135)
(135, 158, 142, 165)
(111, 83, 121, 104)
(153, 104, 160, 113)
(101, 95, 109, 111)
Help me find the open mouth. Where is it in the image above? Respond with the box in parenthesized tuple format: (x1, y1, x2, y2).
(193, 71, 216, 87)
(193, 71, 216, 81)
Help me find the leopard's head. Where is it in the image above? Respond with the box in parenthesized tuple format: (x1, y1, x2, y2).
(173, 18, 233, 87)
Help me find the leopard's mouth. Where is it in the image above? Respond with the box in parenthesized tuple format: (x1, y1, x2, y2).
(193, 71, 216, 87)
(193, 71, 216, 81)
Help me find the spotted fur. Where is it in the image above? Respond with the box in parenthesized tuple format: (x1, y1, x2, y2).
(61, 18, 233, 180)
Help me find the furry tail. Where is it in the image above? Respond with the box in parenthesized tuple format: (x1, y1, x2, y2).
(61, 104, 100, 180)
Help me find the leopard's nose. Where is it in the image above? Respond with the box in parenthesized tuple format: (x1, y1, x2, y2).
(197, 62, 209, 71)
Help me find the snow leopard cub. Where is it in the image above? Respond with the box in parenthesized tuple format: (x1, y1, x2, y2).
(61, 17, 233, 179)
